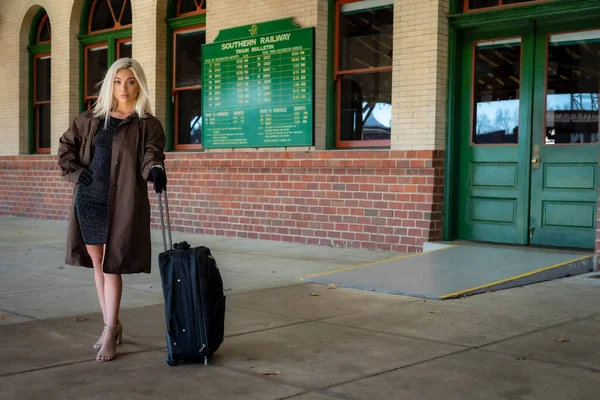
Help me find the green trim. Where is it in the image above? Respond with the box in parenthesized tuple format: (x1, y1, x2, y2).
(165, 13, 207, 151)
(443, 27, 460, 241)
(213, 18, 298, 42)
(79, 28, 132, 45)
(80, 0, 92, 35)
(326, 0, 336, 150)
(29, 9, 46, 46)
(29, 43, 51, 53)
(167, 14, 206, 30)
(450, 0, 600, 29)
(79, 43, 85, 113)
(28, 51, 35, 154)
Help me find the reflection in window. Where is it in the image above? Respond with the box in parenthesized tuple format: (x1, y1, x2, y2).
(338, 3, 393, 71)
(546, 31, 600, 145)
(340, 72, 391, 141)
(85, 45, 108, 109)
(177, 89, 202, 145)
(472, 38, 521, 145)
(118, 40, 132, 59)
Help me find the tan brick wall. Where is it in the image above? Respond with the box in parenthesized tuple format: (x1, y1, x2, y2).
(132, 0, 168, 126)
(207, 0, 329, 150)
(392, 0, 449, 151)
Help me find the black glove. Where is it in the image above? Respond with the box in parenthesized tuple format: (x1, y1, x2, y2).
(78, 167, 93, 186)
(147, 166, 167, 193)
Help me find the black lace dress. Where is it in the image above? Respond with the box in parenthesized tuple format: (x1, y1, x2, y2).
(75, 116, 122, 245)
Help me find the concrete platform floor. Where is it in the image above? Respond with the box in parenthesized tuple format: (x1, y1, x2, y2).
(1, 216, 600, 399)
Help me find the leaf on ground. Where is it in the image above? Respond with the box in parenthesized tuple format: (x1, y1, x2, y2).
(310, 293, 320, 297)
(73, 317, 87, 322)
(0, 314, 5, 320)
(554, 337, 571, 343)
(516, 356, 526, 361)
(430, 310, 442, 314)
(258, 370, 280, 376)
(326, 284, 337, 289)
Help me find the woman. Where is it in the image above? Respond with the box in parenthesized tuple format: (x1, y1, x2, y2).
(57, 58, 167, 362)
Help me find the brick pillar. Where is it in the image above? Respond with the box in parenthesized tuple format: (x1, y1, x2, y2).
(391, 0, 449, 151)
(131, 0, 168, 126)
(390, 0, 450, 242)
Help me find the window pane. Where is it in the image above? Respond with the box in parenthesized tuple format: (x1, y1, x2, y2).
(87, 46, 108, 97)
(91, 0, 114, 31)
(39, 18, 51, 43)
(179, 0, 205, 14)
(545, 31, 600, 145)
(469, 0, 499, 8)
(175, 30, 205, 88)
(472, 39, 521, 145)
(339, 5, 393, 71)
(36, 57, 51, 102)
(177, 89, 202, 145)
(38, 103, 51, 149)
(340, 71, 391, 141)
(118, 0, 132, 26)
(91, 0, 131, 32)
(118, 41, 132, 59)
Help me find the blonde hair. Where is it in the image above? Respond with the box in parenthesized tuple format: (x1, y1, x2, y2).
(92, 58, 153, 125)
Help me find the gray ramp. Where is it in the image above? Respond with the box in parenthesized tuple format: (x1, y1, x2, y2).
(303, 244, 594, 300)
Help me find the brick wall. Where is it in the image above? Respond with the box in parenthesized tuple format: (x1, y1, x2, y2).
(0, 151, 444, 253)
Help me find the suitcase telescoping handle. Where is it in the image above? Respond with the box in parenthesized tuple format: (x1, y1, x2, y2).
(157, 189, 173, 252)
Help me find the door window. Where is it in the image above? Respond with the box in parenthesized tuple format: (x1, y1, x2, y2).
(472, 38, 521, 144)
(545, 30, 600, 145)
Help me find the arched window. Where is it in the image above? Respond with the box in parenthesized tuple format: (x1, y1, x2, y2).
(29, 9, 51, 154)
(167, 0, 207, 150)
(81, 0, 132, 110)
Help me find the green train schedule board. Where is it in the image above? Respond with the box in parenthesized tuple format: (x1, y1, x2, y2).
(202, 27, 313, 148)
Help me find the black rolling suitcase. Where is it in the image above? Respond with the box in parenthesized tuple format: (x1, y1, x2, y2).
(157, 190, 226, 366)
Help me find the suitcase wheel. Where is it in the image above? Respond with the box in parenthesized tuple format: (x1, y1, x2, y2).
(166, 356, 180, 366)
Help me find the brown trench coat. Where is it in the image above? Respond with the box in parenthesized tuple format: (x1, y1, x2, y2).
(57, 110, 166, 274)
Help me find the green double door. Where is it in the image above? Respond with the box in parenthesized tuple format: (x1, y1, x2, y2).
(458, 19, 600, 249)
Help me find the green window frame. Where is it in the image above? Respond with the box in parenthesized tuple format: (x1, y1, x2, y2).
(166, 0, 207, 151)
(80, 0, 133, 111)
(29, 9, 52, 154)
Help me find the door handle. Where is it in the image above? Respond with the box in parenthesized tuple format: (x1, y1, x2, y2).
(532, 145, 540, 169)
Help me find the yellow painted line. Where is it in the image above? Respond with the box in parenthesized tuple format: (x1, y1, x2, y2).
(300, 245, 459, 281)
(439, 254, 592, 300)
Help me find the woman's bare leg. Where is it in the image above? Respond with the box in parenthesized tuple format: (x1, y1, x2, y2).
(87, 244, 107, 349)
(96, 268, 123, 361)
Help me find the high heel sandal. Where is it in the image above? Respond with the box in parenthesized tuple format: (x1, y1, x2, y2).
(96, 323, 122, 362)
(94, 321, 122, 350)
